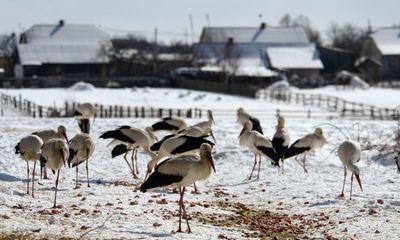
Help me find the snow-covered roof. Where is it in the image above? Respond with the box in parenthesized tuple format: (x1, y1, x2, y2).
(266, 45, 323, 69)
(17, 23, 111, 65)
(200, 26, 309, 44)
(370, 28, 400, 55)
(0, 34, 16, 58)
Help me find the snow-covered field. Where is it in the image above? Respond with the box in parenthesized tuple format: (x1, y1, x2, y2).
(297, 86, 400, 109)
(0, 87, 399, 239)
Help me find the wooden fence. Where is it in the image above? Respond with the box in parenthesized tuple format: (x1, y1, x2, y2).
(0, 93, 203, 119)
(256, 90, 400, 121)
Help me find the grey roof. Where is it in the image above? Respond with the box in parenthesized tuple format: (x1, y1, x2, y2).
(18, 24, 111, 65)
(0, 34, 16, 57)
(200, 26, 309, 44)
(266, 45, 323, 69)
(370, 27, 400, 55)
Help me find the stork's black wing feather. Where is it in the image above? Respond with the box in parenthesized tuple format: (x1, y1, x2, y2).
(284, 140, 311, 159)
(140, 157, 183, 192)
(272, 137, 288, 159)
(256, 145, 279, 166)
(14, 142, 20, 154)
(99, 130, 135, 144)
(111, 144, 130, 158)
(73, 110, 83, 117)
(151, 121, 178, 131)
(170, 136, 214, 155)
(118, 125, 131, 129)
(249, 117, 263, 134)
(67, 148, 78, 168)
(150, 134, 176, 152)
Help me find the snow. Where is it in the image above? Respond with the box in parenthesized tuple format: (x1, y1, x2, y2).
(68, 81, 96, 91)
(297, 86, 400, 109)
(0, 87, 399, 239)
(266, 80, 297, 92)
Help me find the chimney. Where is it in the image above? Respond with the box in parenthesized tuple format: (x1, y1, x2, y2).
(59, 19, 65, 27)
(227, 37, 234, 44)
(260, 22, 266, 29)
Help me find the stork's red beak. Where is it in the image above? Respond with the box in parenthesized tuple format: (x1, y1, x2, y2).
(354, 173, 363, 192)
(63, 133, 69, 142)
(208, 152, 216, 173)
(238, 127, 245, 139)
(60, 149, 66, 167)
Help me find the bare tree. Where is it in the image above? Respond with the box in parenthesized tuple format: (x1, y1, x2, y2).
(326, 23, 368, 56)
(279, 14, 321, 45)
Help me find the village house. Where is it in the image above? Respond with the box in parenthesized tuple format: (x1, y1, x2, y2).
(358, 27, 400, 83)
(0, 33, 16, 77)
(193, 23, 323, 84)
(15, 20, 111, 78)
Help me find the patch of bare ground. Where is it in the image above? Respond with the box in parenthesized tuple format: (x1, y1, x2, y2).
(193, 201, 337, 240)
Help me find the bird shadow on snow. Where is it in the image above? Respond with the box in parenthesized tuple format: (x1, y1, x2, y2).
(308, 199, 339, 207)
(0, 173, 23, 182)
(208, 178, 261, 188)
(119, 230, 171, 238)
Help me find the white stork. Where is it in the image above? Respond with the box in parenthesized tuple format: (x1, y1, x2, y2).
(177, 126, 216, 142)
(192, 110, 215, 130)
(140, 143, 215, 233)
(14, 135, 43, 197)
(68, 133, 95, 188)
(238, 121, 279, 180)
(272, 116, 290, 173)
(99, 126, 155, 179)
(40, 139, 69, 208)
(338, 140, 363, 199)
(237, 107, 263, 134)
(150, 117, 187, 132)
(284, 128, 327, 173)
(146, 135, 215, 179)
(74, 102, 97, 134)
(32, 125, 68, 179)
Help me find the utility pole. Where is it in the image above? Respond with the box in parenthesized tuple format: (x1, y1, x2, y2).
(189, 14, 195, 44)
(153, 28, 158, 75)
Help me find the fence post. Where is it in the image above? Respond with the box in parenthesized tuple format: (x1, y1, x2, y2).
(127, 106, 131, 118)
(158, 108, 163, 118)
(150, 108, 154, 118)
(276, 109, 280, 117)
(39, 106, 43, 118)
(307, 109, 311, 118)
(109, 106, 113, 118)
(100, 105, 104, 118)
(177, 109, 181, 117)
(169, 109, 173, 117)
(141, 107, 145, 118)
(186, 109, 192, 118)
(119, 106, 123, 118)
(135, 107, 139, 118)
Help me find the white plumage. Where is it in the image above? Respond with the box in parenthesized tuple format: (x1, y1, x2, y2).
(177, 126, 216, 141)
(15, 135, 43, 197)
(100, 126, 155, 179)
(236, 108, 263, 134)
(146, 135, 214, 179)
(32, 125, 68, 179)
(150, 117, 187, 132)
(239, 121, 279, 180)
(40, 139, 69, 208)
(338, 140, 363, 199)
(74, 103, 97, 134)
(193, 110, 214, 130)
(140, 143, 215, 233)
(285, 127, 328, 173)
(272, 116, 290, 173)
(68, 133, 95, 188)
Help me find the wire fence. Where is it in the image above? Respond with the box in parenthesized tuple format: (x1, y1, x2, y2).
(256, 90, 400, 121)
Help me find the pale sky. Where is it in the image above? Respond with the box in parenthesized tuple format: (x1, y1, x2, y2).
(0, 0, 399, 43)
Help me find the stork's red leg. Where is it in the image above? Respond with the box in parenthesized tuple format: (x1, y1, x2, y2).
(249, 154, 257, 180)
(86, 150, 90, 187)
(32, 161, 36, 198)
(180, 187, 191, 233)
(350, 173, 354, 200)
(339, 166, 347, 198)
(53, 169, 60, 208)
(26, 161, 30, 195)
(177, 187, 183, 233)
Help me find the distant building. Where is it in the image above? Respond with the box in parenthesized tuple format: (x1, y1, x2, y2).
(15, 20, 111, 78)
(193, 23, 323, 80)
(0, 33, 17, 76)
(317, 46, 356, 75)
(359, 27, 400, 82)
